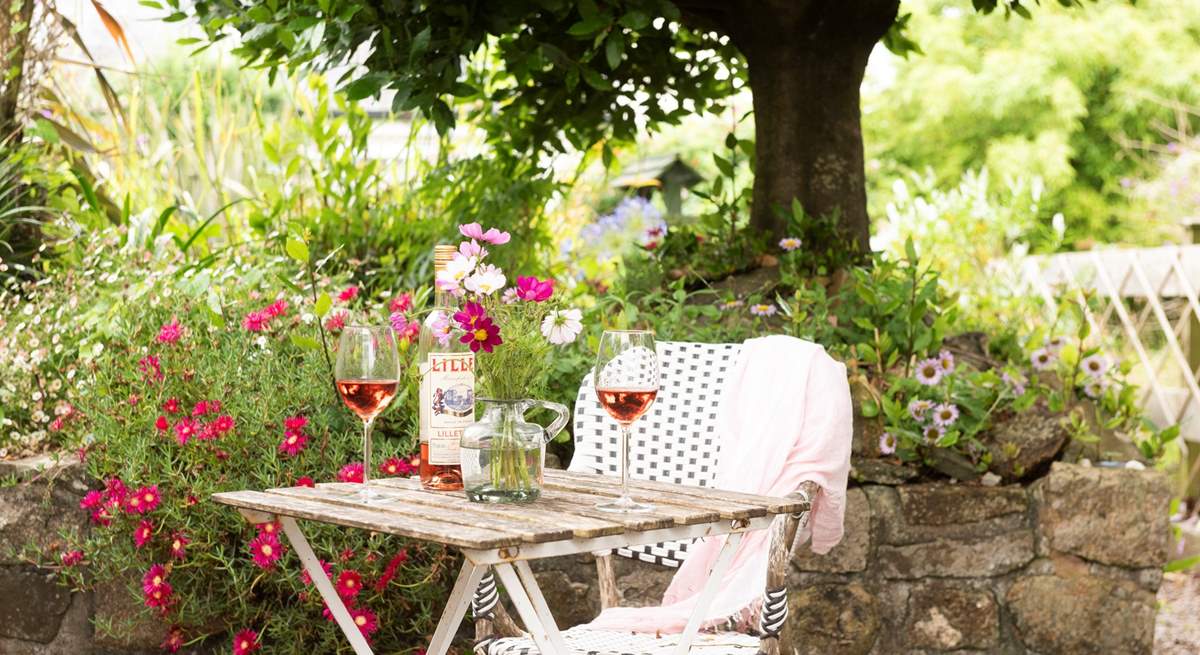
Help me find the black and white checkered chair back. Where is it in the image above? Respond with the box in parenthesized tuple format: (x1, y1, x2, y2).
(570, 341, 742, 567)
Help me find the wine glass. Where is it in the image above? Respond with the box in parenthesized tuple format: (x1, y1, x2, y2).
(593, 330, 659, 513)
(335, 325, 401, 503)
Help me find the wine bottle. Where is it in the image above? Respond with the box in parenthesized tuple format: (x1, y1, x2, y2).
(418, 245, 474, 490)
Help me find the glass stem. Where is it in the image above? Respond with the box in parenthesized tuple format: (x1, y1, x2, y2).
(362, 418, 374, 487)
(620, 423, 632, 501)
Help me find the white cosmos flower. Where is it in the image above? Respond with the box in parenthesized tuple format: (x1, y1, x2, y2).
(464, 264, 507, 295)
(541, 308, 583, 345)
(445, 253, 477, 282)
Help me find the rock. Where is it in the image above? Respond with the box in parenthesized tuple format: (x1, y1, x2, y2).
(898, 483, 1027, 526)
(851, 459, 918, 486)
(703, 265, 780, 300)
(876, 530, 1034, 579)
(941, 332, 998, 371)
(904, 581, 998, 651)
(1036, 462, 1170, 568)
(788, 582, 879, 655)
(93, 576, 165, 652)
(0, 458, 88, 565)
(982, 403, 1068, 482)
(613, 556, 675, 607)
(866, 485, 1030, 547)
(0, 565, 72, 642)
(1007, 574, 1156, 654)
(0, 590, 94, 655)
(793, 488, 869, 573)
(531, 567, 598, 627)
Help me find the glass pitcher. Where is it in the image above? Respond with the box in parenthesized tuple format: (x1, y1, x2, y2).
(460, 398, 569, 503)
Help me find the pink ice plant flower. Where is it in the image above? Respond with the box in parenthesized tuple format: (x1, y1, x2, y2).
(338, 462, 365, 483)
(134, 520, 154, 548)
(61, 550, 84, 566)
(156, 319, 183, 344)
(232, 629, 261, 655)
(249, 532, 283, 569)
(459, 222, 511, 245)
(515, 276, 554, 302)
(242, 310, 270, 332)
(338, 286, 359, 303)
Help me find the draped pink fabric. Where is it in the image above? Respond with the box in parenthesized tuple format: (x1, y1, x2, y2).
(582, 335, 853, 634)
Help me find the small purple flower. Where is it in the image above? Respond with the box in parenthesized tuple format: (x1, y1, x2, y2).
(937, 349, 955, 374)
(718, 299, 745, 311)
(1083, 379, 1106, 399)
(914, 358, 943, 386)
(1002, 371, 1027, 397)
(923, 424, 946, 442)
(908, 399, 932, 421)
(879, 432, 897, 455)
(778, 237, 802, 252)
(1044, 337, 1065, 353)
(931, 402, 959, 427)
(749, 304, 777, 317)
(1031, 347, 1057, 371)
(1080, 354, 1109, 378)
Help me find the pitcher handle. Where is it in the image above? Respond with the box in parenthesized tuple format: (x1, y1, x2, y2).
(524, 399, 570, 443)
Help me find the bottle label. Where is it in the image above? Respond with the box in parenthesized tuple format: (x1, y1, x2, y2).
(420, 352, 475, 465)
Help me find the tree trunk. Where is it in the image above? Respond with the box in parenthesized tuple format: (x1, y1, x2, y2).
(0, 0, 36, 141)
(724, 0, 900, 255)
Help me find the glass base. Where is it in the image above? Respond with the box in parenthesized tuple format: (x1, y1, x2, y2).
(466, 484, 541, 504)
(350, 484, 388, 505)
(596, 495, 655, 513)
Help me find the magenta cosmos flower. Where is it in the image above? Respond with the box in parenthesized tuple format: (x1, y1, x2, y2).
(515, 275, 554, 302)
(460, 316, 503, 353)
(459, 222, 511, 245)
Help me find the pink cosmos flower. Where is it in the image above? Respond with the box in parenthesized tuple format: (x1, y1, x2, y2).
(232, 629, 261, 655)
(296, 476, 315, 488)
(515, 276, 554, 302)
(338, 462, 365, 483)
(169, 532, 189, 559)
(350, 607, 379, 637)
(134, 520, 154, 548)
(138, 355, 164, 382)
(163, 398, 180, 414)
(458, 239, 488, 259)
(162, 627, 184, 653)
(335, 569, 363, 599)
(459, 222, 511, 245)
(174, 418, 200, 445)
(501, 287, 519, 304)
(156, 319, 184, 344)
(155, 415, 169, 432)
(264, 298, 289, 318)
(324, 311, 348, 332)
(338, 286, 360, 302)
(380, 457, 414, 476)
(249, 532, 283, 569)
(61, 549, 84, 566)
(278, 430, 308, 457)
(390, 293, 413, 313)
(430, 311, 452, 347)
(242, 310, 270, 332)
(80, 490, 103, 510)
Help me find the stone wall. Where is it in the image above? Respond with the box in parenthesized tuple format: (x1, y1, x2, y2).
(531, 462, 1172, 654)
(0, 455, 95, 654)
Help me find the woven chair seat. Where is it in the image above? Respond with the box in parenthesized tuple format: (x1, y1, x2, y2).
(485, 627, 761, 654)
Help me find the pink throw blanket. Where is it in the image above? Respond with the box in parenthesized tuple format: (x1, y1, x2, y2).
(583, 335, 852, 634)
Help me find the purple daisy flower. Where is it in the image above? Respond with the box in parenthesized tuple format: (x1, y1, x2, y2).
(923, 424, 946, 442)
(908, 399, 933, 421)
(749, 304, 777, 317)
(914, 358, 943, 386)
(1083, 379, 1106, 399)
(931, 402, 959, 427)
(1080, 354, 1109, 378)
(879, 432, 897, 455)
(937, 349, 955, 374)
(1030, 347, 1057, 371)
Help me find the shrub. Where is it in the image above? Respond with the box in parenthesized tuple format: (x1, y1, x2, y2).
(38, 236, 449, 653)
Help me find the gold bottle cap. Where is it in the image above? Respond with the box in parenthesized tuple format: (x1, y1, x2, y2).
(433, 244, 457, 271)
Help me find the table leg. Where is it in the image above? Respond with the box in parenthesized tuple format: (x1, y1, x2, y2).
(278, 517, 375, 655)
(427, 559, 487, 655)
(513, 561, 571, 653)
(673, 531, 744, 655)
(493, 562, 568, 654)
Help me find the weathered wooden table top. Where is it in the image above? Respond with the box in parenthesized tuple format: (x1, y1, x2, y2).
(211, 470, 806, 550)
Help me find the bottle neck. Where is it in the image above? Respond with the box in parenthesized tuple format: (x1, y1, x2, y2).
(433, 286, 454, 309)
